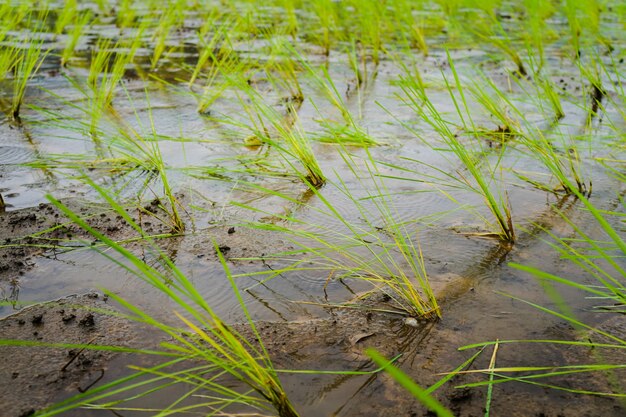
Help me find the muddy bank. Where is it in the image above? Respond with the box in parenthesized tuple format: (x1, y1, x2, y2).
(0, 289, 623, 416)
(1, 199, 624, 416)
(0, 293, 141, 417)
(0, 199, 172, 292)
(234, 296, 625, 417)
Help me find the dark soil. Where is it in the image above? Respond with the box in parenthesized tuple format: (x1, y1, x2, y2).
(0, 199, 172, 286)
(238, 303, 625, 417)
(0, 293, 140, 417)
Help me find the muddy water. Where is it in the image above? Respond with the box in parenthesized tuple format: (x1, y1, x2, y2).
(1, 3, 625, 417)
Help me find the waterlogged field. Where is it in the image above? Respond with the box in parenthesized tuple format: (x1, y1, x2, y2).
(0, 1, 625, 416)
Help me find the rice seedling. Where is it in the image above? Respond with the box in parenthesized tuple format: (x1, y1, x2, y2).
(60, 11, 92, 67)
(275, 0, 299, 37)
(231, 76, 326, 187)
(0, 45, 19, 84)
(195, 46, 248, 115)
(521, 0, 560, 72)
(93, 0, 111, 15)
(10, 39, 48, 122)
(460, 65, 589, 196)
(151, 0, 186, 70)
(516, 133, 591, 196)
(30, 181, 301, 417)
(392, 54, 516, 243)
(390, 0, 430, 55)
(468, 76, 521, 141)
(467, 13, 528, 77)
(346, 0, 386, 66)
(188, 15, 236, 87)
(53, 0, 77, 36)
(563, 0, 609, 58)
(116, 0, 138, 29)
(234, 149, 440, 319)
(84, 38, 139, 134)
(537, 76, 565, 120)
(107, 91, 188, 234)
(577, 54, 607, 125)
(265, 39, 304, 103)
(308, 0, 340, 56)
(293, 46, 377, 146)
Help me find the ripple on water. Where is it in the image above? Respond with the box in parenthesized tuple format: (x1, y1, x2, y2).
(0, 146, 34, 165)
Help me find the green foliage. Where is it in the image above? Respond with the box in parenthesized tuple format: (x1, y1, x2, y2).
(35, 181, 300, 416)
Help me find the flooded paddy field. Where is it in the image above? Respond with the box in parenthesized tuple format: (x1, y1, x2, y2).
(0, 1, 625, 416)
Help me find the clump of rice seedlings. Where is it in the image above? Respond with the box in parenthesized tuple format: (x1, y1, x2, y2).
(390, 0, 430, 55)
(236, 150, 439, 319)
(188, 15, 236, 86)
(233, 77, 326, 187)
(150, 0, 186, 70)
(111, 92, 187, 234)
(394, 54, 515, 243)
(347, 40, 366, 91)
(93, 0, 111, 15)
(34, 181, 301, 417)
(0, 45, 19, 84)
(470, 18, 528, 77)
(276, 0, 299, 37)
(265, 39, 304, 103)
(521, 0, 556, 71)
(520, 187, 626, 312)
(577, 55, 607, 125)
(53, 0, 77, 36)
(308, 0, 340, 56)
(85, 39, 138, 134)
(466, 67, 588, 196)
(293, 47, 377, 146)
(195, 46, 247, 115)
(11, 39, 48, 121)
(60, 11, 92, 67)
(468, 76, 521, 142)
(347, 0, 386, 66)
(116, 0, 138, 29)
(515, 131, 591, 197)
(563, 0, 610, 58)
(537, 76, 565, 120)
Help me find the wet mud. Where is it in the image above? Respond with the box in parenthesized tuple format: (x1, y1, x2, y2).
(0, 293, 140, 417)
